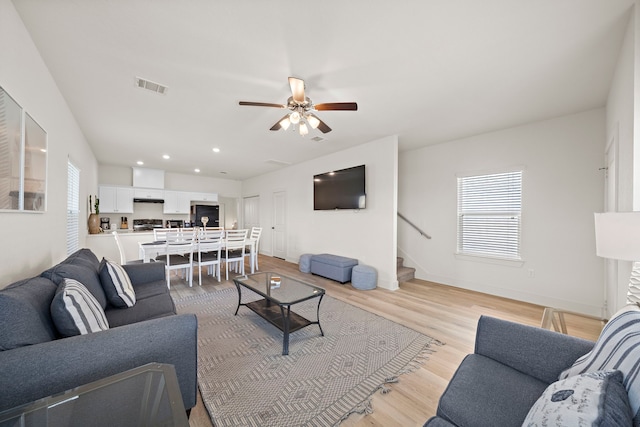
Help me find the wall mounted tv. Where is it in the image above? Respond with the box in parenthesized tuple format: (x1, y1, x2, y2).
(313, 164, 366, 210)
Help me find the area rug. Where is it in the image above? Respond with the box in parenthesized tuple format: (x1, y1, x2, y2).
(175, 287, 441, 427)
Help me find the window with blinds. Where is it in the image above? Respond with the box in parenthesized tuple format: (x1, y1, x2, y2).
(67, 160, 80, 255)
(457, 170, 522, 260)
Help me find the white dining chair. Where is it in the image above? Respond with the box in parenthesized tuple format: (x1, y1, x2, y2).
(155, 229, 195, 288)
(153, 228, 172, 241)
(244, 227, 262, 271)
(196, 228, 223, 285)
(112, 231, 146, 264)
(223, 229, 248, 280)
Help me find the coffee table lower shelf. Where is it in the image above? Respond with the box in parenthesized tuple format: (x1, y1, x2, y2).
(245, 299, 313, 333)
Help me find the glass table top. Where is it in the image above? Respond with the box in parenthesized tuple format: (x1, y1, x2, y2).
(234, 272, 325, 305)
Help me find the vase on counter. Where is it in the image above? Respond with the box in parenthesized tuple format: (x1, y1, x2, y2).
(88, 213, 101, 234)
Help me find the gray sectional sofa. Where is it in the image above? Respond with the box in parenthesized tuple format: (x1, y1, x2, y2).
(425, 314, 639, 427)
(0, 248, 198, 413)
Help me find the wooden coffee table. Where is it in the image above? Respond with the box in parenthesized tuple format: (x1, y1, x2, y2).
(233, 272, 325, 355)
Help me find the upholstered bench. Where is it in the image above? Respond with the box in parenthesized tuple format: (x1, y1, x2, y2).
(310, 254, 358, 283)
(351, 264, 377, 290)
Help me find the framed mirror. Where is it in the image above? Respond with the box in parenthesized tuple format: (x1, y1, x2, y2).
(0, 85, 47, 212)
(24, 113, 47, 211)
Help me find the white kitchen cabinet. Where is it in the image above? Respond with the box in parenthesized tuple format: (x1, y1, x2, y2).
(189, 192, 218, 203)
(133, 188, 164, 200)
(163, 190, 191, 214)
(99, 186, 134, 213)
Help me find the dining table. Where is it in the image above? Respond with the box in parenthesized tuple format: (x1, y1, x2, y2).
(138, 237, 258, 274)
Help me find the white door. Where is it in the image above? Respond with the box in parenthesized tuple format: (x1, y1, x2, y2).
(604, 128, 619, 317)
(272, 191, 287, 259)
(243, 196, 260, 230)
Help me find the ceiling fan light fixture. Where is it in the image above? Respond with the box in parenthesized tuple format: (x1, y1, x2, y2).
(299, 122, 309, 136)
(279, 117, 291, 130)
(290, 111, 301, 124)
(307, 115, 320, 129)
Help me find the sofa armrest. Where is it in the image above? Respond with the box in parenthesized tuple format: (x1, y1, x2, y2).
(0, 314, 197, 412)
(123, 262, 165, 286)
(474, 315, 594, 384)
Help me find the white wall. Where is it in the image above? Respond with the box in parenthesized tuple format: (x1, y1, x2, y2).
(242, 136, 399, 290)
(399, 109, 605, 316)
(605, 10, 635, 316)
(0, 0, 98, 286)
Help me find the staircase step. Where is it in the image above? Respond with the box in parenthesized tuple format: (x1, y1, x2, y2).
(397, 266, 416, 283)
(397, 257, 404, 269)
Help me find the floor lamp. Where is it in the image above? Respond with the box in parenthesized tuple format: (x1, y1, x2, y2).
(594, 212, 640, 306)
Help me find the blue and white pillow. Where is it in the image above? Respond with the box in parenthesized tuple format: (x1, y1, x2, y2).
(523, 370, 632, 426)
(559, 304, 640, 426)
(98, 258, 136, 308)
(50, 278, 109, 337)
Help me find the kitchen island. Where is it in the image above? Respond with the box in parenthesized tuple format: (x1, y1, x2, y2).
(86, 230, 156, 263)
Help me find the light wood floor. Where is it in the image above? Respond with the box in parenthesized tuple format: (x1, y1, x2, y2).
(169, 255, 604, 427)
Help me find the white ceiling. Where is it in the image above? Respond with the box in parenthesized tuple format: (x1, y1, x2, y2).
(12, 0, 634, 180)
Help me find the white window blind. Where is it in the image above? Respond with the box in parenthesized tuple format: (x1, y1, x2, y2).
(457, 170, 522, 260)
(67, 160, 80, 255)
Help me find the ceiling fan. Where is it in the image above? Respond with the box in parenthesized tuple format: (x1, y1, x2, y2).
(239, 77, 358, 136)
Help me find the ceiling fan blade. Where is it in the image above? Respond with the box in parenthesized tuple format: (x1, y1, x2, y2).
(288, 77, 306, 104)
(239, 101, 285, 108)
(308, 113, 332, 134)
(314, 102, 358, 111)
(269, 114, 291, 131)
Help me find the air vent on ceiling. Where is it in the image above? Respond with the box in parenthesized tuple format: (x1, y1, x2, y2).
(311, 136, 325, 142)
(135, 77, 168, 95)
(265, 159, 291, 166)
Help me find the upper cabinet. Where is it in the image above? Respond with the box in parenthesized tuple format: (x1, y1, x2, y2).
(133, 188, 164, 200)
(163, 190, 191, 214)
(190, 192, 218, 203)
(99, 186, 134, 213)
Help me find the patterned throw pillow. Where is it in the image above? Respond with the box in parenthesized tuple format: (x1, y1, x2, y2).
(559, 304, 640, 425)
(50, 278, 109, 337)
(98, 258, 136, 308)
(523, 370, 632, 426)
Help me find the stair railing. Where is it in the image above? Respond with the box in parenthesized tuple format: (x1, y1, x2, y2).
(398, 213, 432, 239)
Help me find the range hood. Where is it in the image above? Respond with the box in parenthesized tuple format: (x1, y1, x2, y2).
(133, 198, 164, 204)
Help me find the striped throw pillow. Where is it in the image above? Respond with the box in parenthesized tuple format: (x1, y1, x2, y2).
(50, 278, 109, 337)
(559, 304, 640, 425)
(98, 258, 136, 308)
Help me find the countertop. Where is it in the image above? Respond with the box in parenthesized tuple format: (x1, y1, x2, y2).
(87, 230, 154, 237)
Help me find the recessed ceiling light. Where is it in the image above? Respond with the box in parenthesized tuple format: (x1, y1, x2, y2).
(220, 171, 227, 175)
(136, 161, 144, 165)
(162, 154, 170, 160)
(212, 148, 220, 153)
(194, 168, 200, 173)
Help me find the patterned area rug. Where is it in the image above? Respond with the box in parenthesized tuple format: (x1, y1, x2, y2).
(175, 287, 441, 427)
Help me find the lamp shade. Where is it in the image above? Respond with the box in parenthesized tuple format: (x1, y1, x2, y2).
(594, 212, 640, 261)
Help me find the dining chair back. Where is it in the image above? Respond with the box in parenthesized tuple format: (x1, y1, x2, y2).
(156, 229, 195, 288)
(196, 229, 223, 285)
(223, 229, 248, 280)
(244, 227, 263, 270)
(153, 228, 172, 241)
(112, 231, 146, 264)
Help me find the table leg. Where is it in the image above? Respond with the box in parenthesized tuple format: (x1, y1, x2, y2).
(233, 282, 242, 316)
(316, 294, 324, 336)
(280, 305, 290, 355)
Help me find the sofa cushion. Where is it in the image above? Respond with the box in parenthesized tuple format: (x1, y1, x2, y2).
(523, 370, 632, 427)
(98, 258, 136, 308)
(560, 304, 640, 425)
(60, 248, 100, 270)
(0, 277, 58, 350)
(437, 354, 548, 427)
(50, 278, 109, 337)
(42, 260, 107, 309)
(105, 292, 176, 328)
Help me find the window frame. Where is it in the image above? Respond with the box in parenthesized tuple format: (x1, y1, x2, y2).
(456, 169, 523, 262)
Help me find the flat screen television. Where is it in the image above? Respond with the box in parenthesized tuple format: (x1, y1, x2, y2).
(313, 164, 366, 210)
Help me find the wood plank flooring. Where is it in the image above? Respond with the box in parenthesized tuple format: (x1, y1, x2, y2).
(169, 256, 604, 427)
